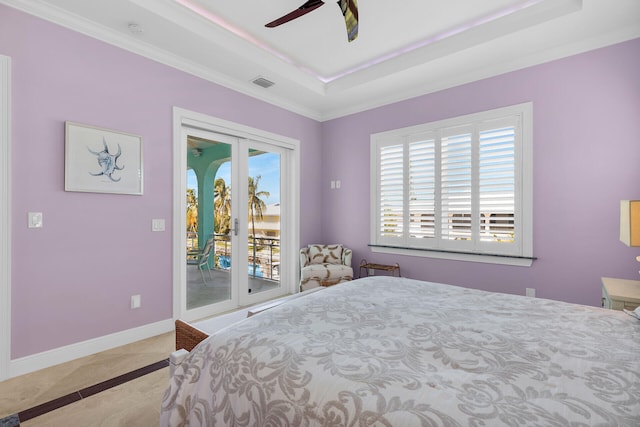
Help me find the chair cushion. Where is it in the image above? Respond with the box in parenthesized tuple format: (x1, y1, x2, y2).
(307, 244, 343, 265)
(301, 263, 353, 281)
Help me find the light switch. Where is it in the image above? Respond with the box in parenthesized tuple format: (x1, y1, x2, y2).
(336, 180, 341, 189)
(152, 219, 165, 232)
(131, 294, 141, 309)
(330, 180, 336, 189)
(28, 212, 43, 228)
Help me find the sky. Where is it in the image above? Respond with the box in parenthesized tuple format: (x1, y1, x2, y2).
(187, 151, 280, 205)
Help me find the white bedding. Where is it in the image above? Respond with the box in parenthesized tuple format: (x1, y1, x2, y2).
(161, 276, 640, 426)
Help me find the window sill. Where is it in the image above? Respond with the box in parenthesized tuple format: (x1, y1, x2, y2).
(370, 245, 534, 267)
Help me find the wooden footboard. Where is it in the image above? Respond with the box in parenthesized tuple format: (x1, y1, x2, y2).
(175, 319, 209, 352)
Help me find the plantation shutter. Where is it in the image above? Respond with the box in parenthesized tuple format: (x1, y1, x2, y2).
(408, 135, 436, 241)
(378, 143, 404, 241)
(371, 103, 531, 261)
(440, 126, 473, 246)
(478, 118, 517, 246)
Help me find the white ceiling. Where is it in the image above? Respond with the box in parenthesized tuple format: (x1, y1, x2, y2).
(3, 0, 640, 120)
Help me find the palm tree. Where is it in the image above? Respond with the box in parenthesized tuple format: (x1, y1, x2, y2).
(186, 188, 198, 232)
(248, 175, 270, 238)
(186, 188, 199, 262)
(248, 175, 270, 276)
(214, 178, 231, 235)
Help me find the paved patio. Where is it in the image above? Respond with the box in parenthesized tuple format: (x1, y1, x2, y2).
(187, 265, 280, 310)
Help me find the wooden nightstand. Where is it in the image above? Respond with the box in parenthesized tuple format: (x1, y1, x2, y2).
(601, 277, 640, 311)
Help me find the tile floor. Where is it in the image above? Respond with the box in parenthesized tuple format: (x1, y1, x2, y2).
(0, 281, 291, 426)
(0, 332, 174, 426)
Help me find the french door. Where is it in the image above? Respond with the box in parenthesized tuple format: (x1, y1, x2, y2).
(174, 109, 298, 322)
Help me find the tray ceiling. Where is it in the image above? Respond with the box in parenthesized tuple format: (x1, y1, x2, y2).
(2, 0, 639, 120)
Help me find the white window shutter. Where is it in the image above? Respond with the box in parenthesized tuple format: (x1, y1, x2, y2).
(378, 143, 404, 241)
(408, 136, 436, 241)
(478, 119, 516, 246)
(440, 127, 473, 245)
(371, 102, 532, 262)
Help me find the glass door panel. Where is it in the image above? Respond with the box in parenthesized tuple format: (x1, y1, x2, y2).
(246, 147, 281, 297)
(185, 131, 234, 314)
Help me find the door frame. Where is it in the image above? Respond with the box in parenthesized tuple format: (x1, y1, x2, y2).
(172, 107, 300, 322)
(1, 55, 11, 380)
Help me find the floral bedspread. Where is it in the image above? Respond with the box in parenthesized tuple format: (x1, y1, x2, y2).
(161, 276, 640, 426)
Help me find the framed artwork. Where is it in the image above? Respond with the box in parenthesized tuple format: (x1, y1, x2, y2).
(65, 121, 143, 195)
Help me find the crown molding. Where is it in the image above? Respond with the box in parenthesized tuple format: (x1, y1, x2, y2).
(1, 0, 638, 123)
(0, 0, 323, 121)
(318, 27, 640, 122)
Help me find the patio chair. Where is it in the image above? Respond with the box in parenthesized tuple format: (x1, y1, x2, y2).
(195, 237, 215, 284)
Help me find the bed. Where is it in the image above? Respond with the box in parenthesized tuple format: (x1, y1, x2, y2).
(160, 276, 640, 426)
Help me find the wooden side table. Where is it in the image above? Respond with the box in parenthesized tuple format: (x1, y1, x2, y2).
(601, 277, 640, 311)
(359, 259, 401, 278)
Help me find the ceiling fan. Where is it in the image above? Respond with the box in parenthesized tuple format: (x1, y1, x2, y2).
(265, 0, 359, 42)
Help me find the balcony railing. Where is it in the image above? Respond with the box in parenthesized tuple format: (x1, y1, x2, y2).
(188, 232, 280, 281)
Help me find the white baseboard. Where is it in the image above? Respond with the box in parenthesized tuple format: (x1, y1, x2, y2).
(8, 319, 174, 379)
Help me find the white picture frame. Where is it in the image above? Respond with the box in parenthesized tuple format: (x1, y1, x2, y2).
(65, 121, 143, 195)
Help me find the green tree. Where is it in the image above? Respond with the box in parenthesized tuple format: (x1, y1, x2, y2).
(248, 175, 270, 239)
(186, 188, 198, 232)
(248, 175, 270, 276)
(214, 178, 231, 235)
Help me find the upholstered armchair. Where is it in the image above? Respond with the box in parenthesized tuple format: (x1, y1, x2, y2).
(299, 244, 353, 291)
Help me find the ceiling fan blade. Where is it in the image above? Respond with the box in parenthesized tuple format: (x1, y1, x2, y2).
(265, 0, 325, 28)
(338, 0, 359, 42)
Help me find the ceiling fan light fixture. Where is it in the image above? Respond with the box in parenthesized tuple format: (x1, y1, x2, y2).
(252, 77, 275, 89)
(264, 0, 358, 42)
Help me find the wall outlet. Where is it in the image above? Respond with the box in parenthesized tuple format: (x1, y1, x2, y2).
(152, 219, 165, 232)
(131, 294, 141, 309)
(525, 288, 536, 298)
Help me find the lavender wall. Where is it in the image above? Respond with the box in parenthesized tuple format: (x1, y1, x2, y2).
(322, 38, 640, 306)
(2, 3, 639, 360)
(0, 5, 323, 358)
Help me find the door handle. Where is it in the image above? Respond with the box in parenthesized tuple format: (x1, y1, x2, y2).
(233, 218, 239, 236)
